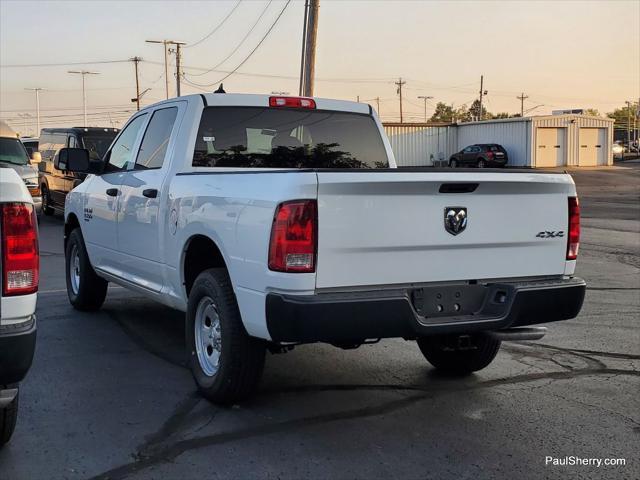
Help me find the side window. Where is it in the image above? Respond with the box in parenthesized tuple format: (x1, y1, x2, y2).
(464, 147, 472, 153)
(104, 114, 147, 173)
(134, 107, 177, 170)
(68, 136, 77, 148)
(41, 133, 66, 162)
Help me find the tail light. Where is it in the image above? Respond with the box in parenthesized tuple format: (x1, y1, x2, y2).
(27, 185, 41, 197)
(1, 203, 39, 296)
(486, 151, 494, 158)
(268, 200, 317, 273)
(566, 197, 580, 260)
(269, 96, 316, 109)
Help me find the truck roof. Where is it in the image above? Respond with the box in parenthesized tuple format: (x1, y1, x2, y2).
(41, 127, 119, 134)
(140, 93, 372, 116)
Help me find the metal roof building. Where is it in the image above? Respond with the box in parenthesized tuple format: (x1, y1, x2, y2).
(384, 114, 614, 168)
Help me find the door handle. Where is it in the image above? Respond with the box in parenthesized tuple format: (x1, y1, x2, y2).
(142, 189, 158, 198)
(106, 188, 119, 197)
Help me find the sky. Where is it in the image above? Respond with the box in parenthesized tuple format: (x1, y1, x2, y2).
(1, 0, 638, 134)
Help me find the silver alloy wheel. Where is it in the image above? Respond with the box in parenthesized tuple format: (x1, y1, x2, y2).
(69, 243, 81, 295)
(194, 296, 222, 377)
(450, 159, 457, 168)
(478, 159, 486, 168)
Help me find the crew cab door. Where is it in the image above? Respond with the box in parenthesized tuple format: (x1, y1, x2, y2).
(116, 104, 181, 292)
(82, 114, 147, 273)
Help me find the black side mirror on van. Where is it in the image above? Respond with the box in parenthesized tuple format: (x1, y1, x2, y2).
(56, 148, 103, 174)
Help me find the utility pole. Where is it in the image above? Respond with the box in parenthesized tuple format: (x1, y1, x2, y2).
(24, 88, 43, 134)
(301, 0, 319, 97)
(374, 97, 380, 115)
(517, 92, 529, 117)
(395, 77, 406, 123)
(146, 40, 186, 98)
(626, 100, 632, 150)
(298, 0, 310, 96)
(68, 70, 100, 127)
(478, 75, 487, 121)
(130, 57, 142, 111)
(170, 42, 186, 97)
(418, 95, 433, 122)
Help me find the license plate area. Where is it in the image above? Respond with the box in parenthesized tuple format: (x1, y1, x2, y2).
(410, 284, 512, 324)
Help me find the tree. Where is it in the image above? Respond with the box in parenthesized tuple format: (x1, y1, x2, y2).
(455, 104, 471, 122)
(492, 112, 511, 119)
(607, 104, 638, 127)
(429, 102, 455, 123)
(584, 108, 600, 117)
(468, 99, 488, 121)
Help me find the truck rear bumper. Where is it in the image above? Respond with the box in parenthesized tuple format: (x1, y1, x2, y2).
(266, 277, 585, 343)
(0, 316, 37, 385)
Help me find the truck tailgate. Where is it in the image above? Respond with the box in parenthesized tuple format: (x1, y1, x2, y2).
(315, 171, 575, 289)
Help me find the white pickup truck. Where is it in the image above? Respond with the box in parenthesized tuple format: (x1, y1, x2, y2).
(59, 93, 585, 404)
(0, 168, 39, 445)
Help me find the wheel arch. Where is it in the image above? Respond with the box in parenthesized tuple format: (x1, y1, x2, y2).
(181, 234, 229, 297)
(64, 212, 81, 249)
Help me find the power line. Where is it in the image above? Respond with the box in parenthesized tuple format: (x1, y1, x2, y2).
(183, 0, 292, 89)
(185, 0, 243, 49)
(188, 0, 274, 77)
(0, 59, 129, 68)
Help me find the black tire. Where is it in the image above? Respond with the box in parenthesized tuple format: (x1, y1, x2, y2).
(0, 388, 18, 447)
(449, 158, 458, 168)
(41, 185, 54, 216)
(417, 333, 501, 375)
(477, 159, 487, 168)
(186, 268, 266, 404)
(65, 228, 108, 311)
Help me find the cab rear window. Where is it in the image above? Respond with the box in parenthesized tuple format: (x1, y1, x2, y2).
(192, 107, 389, 169)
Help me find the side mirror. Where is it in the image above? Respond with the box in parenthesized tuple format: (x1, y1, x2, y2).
(56, 148, 93, 173)
(30, 151, 42, 165)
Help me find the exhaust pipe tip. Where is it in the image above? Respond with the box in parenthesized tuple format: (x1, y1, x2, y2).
(487, 327, 547, 341)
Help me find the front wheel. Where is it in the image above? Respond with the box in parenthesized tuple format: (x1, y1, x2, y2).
(0, 388, 19, 447)
(449, 159, 458, 168)
(65, 228, 108, 311)
(417, 333, 501, 374)
(186, 268, 266, 404)
(477, 159, 487, 168)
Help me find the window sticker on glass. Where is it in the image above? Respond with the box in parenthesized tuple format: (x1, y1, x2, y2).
(203, 136, 215, 142)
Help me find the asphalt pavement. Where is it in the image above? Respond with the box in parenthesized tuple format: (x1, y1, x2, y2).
(0, 163, 638, 480)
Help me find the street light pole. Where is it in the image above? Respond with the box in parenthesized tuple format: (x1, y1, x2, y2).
(418, 95, 433, 122)
(68, 70, 100, 127)
(25, 88, 43, 134)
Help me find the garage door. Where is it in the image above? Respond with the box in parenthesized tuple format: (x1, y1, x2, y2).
(579, 128, 605, 166)
(536, 128, 566, 167)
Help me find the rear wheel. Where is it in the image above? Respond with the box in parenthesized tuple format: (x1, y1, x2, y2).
(417, 333, 501, 374)
(449, 159, 458, 168)
(65, 228, 108, 311)
(0, 388, 18, 447)
(477, 159, 487, 168)
(41, 185, 54, 216)
(186, 268, 266, 404)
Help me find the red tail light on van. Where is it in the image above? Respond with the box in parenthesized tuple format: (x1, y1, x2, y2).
(1, 203, 39, 296)
(268, 200, 317, 273)
(567, 197, 580, 260)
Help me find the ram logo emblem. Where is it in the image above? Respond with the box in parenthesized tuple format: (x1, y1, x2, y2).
(444, 207, 467, 236)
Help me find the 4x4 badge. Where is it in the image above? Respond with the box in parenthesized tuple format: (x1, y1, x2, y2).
(444, 207, 467, 235)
